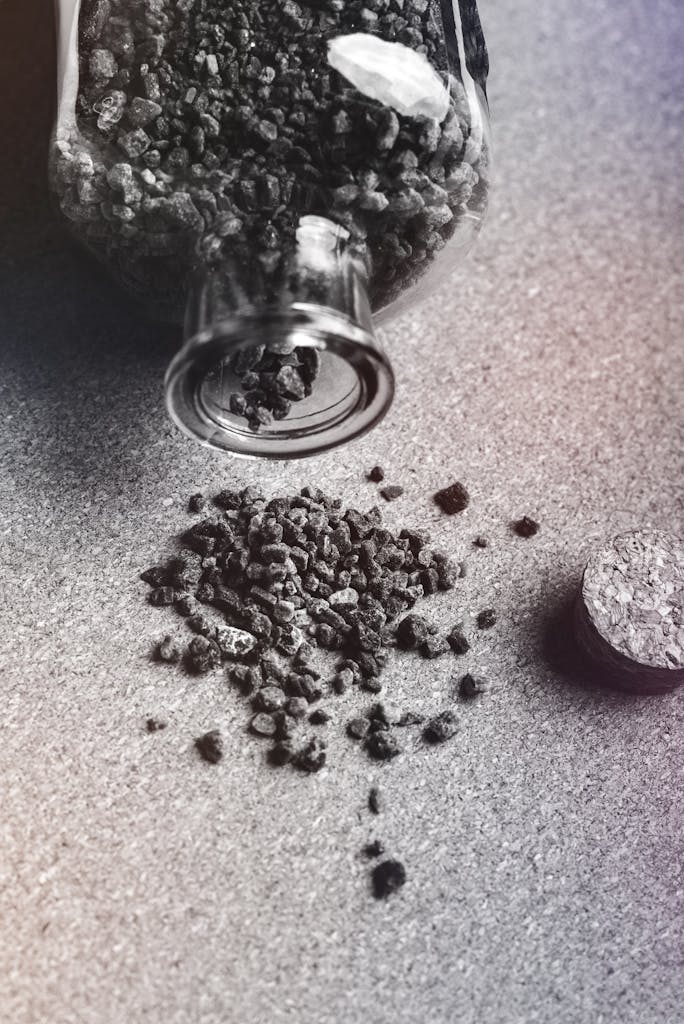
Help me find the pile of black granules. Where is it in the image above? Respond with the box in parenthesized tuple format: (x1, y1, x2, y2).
(143, 484, 467, 771)
(54, 0, 488, 319)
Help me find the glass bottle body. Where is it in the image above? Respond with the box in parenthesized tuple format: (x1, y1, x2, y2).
(51, 0, 491, 456)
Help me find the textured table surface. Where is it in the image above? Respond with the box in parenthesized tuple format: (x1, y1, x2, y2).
(1, 2, 683, 1023)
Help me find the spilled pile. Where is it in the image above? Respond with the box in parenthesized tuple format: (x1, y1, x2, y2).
(142, 484, 468, 772)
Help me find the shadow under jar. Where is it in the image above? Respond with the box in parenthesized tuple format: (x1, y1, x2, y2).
(51, 0, 491, 457)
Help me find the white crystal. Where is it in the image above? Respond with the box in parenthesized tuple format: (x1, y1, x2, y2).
(328, 34, 450, 122)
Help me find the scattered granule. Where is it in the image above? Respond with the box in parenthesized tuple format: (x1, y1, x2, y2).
(447, 626, 470, 655)
(145, 718, 167, 733)
(476, 608, 497, 630)
(368, 787, 383, 815)
(512, 516, 540, 538)
(156, 635, 181, 663)
(433, 482, 469, 515)
(423, 710, 458, 744)
(459, 673, 488, 699)
(363, 840, 385, 859)
(380, 485, 404, 502)
(372, 859, 407, 899)
(195, 730, 223, 764)
(188, 493, 207, 514)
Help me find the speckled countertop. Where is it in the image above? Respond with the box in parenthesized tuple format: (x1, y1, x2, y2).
(1, 2, 683, 1023)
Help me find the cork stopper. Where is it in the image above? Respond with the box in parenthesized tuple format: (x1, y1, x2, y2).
(574, 530, 684, 694)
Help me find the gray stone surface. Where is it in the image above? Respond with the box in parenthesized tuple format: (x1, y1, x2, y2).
(1, 1, 683, 1023)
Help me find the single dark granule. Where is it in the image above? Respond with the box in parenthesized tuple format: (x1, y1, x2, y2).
(253, 686, 287, 714)
(420, 635, 450, 659)
(347, 717, 371, 741)
(363, 840, 385, 859)
(368, 787, 383, 815)
(372, 859, 407, 900)
(513, 516, 540, 538)
(156, 635, 181, 663)
(473, 536, 489, 548)
(285, 697, 309, 720)
(294, 738, 327, 773)
(368, 467, 385, 483)
(423, 710, 458, 744)
(149, 586, 177, 607)
(395, 614, 432, 650)
(476, 609, 497, 630)
(186, 635, 222, 673)
(146, 718, 167, 733)
(195, 730, 223, 764)
(459, 673, 488, 699)
(365, 731, 401, 761)
(380, 485, 404, 502)
(309, 709, 331, 725)
(434, 482, 470, 515)
(250, 713, 278, 737)
(188, 493, 207, 514)
(268, 742, 294, 767)
(447, 627, 470, 655)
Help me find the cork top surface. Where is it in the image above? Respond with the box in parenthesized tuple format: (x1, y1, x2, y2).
(582, 531, 684, 671)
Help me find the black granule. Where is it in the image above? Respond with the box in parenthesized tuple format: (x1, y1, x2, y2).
(368, 467, 385, 483)
(459, 673, 488, 699)
(140, 566, 168, 588)
(149, 586, 176, 607)
(175, 594, 199, 617)
(347, 717, 371, 741)
(380, 485, 404, 502)
(195, 730, 223, 764)
(285, 697, 309, 720)
(363, 840, 385, 859)
(250, 713, 278, 737)
(145, 717, 167, 733)
(476, 609, 497, 630)
(309, 709, 330, 725)
(434, 482, 470, 515)
(186, 635, 222, 673)
(188, 493, 206, 514)
(447, 627, 470, 655)
(513, 516, 540, 538)
(253, 686, 287, 714)
(473, 536, 489, 548)
(293, 738, 327, 773)
(420, 635, 450, 659)
(365, 731, 401, 761)
(372, 860, 407, 900)
(268, 742, 294, 767)
(368, 787, 383, 815)
(395, 614, 432, 650)
(156, 635, 181, 663)
(423, 710, 458, 744)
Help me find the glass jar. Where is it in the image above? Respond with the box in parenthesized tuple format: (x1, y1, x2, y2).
(51, 0, 490, 457)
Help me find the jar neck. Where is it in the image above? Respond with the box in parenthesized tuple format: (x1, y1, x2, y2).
(165, 216, 394, 459)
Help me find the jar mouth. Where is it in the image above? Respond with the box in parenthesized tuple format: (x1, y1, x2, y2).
(165, 308, 394, 459)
